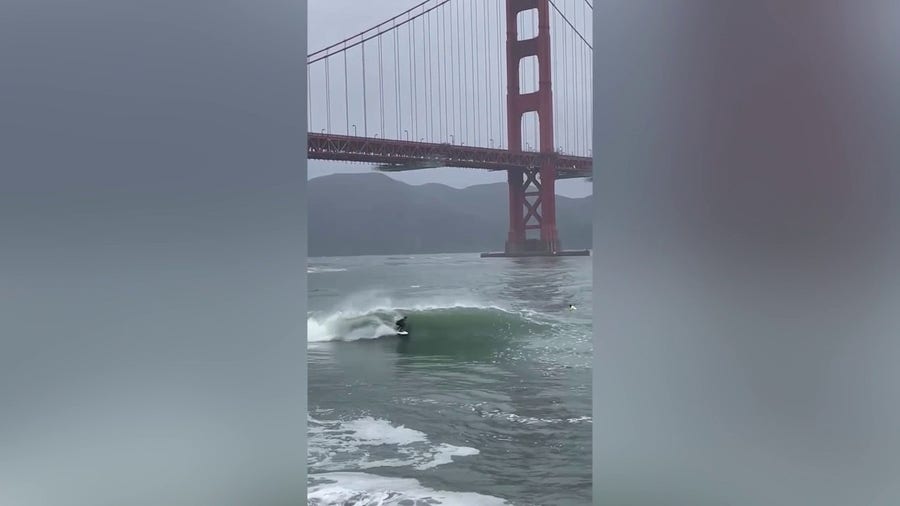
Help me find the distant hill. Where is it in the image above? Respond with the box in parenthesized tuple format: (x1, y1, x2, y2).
(309, 172, 592, 257)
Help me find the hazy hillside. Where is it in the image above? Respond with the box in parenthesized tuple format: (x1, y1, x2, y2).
(309, 173, 591, 256)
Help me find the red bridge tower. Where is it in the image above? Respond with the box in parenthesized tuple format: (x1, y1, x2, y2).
(488, 0, 586, 257)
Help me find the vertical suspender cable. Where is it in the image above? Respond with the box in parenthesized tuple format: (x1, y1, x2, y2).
(473, 0, 480, 145)
(584, 0, 590, 154)
(485, 1, 491, 146)
(325, 59, 331, 133)
(562, 6, 568, 153)
(428, 8, 433, 141)
(411, 15, 418, 140)
(461, 0, 468, 144)
(378, 33, 384, 137)
(324, 61, 330, 132)
(471, 0, 478, 145)
(552, 10, 557, 150)
(424, 9, 430, 141)
(362, 38, 368, 137)
(482, 0, 488, 145)
(440, 5, 447, 140)
(434, 6, 440, 141)
(394, 20, 401, 139)
(450, 2, 457, 142)
(571, 0, 576, 154)
(307, 66, 312, 128)
(572, 1, 578, 154)
(428, 7, 441, 142)
(497, 0, 503, 148)
(344, 47, 349, 134)
(532, 10, 537, 150)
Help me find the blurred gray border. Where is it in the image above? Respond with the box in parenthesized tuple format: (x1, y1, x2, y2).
(299, 0, 309, 500)
(591, 5, 599, 505)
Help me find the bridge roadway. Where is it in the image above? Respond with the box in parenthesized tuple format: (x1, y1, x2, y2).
(308, 132, 591, 179)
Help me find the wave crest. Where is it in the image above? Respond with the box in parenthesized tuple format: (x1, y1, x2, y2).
(308, 299, 544, 344)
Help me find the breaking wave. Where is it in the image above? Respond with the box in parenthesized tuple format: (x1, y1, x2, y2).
(307, 297, 547, 344)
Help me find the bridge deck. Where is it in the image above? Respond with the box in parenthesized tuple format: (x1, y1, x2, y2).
(308, 133, 591, 179)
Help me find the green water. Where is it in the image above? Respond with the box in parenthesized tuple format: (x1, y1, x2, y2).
(307, 253, 591, 505)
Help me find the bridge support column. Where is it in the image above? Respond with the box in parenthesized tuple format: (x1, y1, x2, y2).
(506, 168, 526, 251)
(494, 0, 568, 256)
(539, 157, 559, 252)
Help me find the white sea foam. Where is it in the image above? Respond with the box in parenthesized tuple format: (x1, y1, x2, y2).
(308, 416, 479, 472)
(307, 266, 348, 274)
(308, 472, 510, 505)
(468, 404, 593, 426)
(307, 311, 397, 343)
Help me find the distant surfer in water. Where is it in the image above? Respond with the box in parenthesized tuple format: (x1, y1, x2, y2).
(567, 304, 576, 311)
(395, 316, 408, 333)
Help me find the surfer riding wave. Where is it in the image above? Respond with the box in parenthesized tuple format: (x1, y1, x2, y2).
(395, 316, 409, 334)
(307, 303, 548, 344)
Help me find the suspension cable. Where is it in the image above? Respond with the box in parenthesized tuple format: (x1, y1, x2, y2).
(548, 0, 591, 50)
(308, 0, 449, 63)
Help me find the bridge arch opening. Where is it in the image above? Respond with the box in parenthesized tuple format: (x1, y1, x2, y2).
(518, 55, 539, 95)
(516, 8, 538, 41)
(520, 110, 541, 152)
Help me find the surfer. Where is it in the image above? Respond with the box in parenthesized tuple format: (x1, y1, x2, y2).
(567, 304, 576, 311)
(395, 316, 408, 333)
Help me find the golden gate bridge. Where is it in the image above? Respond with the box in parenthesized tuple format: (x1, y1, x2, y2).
(307, 0, 592, 256)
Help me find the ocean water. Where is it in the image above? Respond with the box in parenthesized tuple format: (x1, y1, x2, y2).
(307, 253, 592, 505)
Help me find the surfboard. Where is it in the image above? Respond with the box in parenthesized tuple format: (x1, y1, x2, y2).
(396, 330, 409, 336)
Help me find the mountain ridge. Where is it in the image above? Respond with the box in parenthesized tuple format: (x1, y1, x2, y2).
(309, 172, 592, 256)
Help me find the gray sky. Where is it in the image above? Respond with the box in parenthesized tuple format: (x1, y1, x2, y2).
(307, 0, 593, 198)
